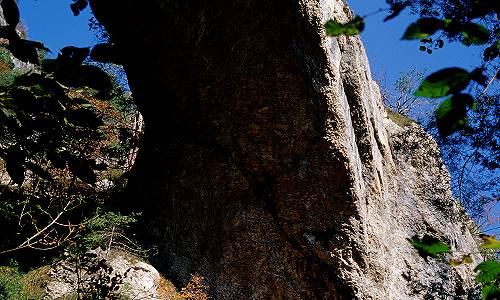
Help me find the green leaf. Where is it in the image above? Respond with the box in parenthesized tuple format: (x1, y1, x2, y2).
(325, 16, 364, 37)
(436, 94, 473, 137)
(461, 23, 490, 46)
(15, 74, 67, 101)
(419, 46, 427, 51)
(402, 18, 446, 40)
(325, 20, 344, 36)
(414, 68, 470, 98)
(475, 260, 500, 283)
(409, 235, 450, 258)
(480, 234, 500, 249)
(482, 284, 500, 300)
(73, 97, 93, 109)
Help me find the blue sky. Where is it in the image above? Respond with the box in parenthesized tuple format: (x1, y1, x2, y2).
(18, 0, 95, 55)
(347, 0, 483, 89)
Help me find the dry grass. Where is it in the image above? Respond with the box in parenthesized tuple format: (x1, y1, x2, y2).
(177, 275, 209, 300)
(21, 265, 52, 298)
(387, 109, 414, 128)
(155, 275, 178, 300)
(154, 273, 210, 300)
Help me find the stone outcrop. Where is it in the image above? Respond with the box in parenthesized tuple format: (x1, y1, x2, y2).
(89, 0, 481, 298)
(46, 249, 175, 299)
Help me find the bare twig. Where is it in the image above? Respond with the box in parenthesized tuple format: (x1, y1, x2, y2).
(0, 199, 79, 255)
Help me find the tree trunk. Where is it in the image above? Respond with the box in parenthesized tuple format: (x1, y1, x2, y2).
(90, 0, 480, 298)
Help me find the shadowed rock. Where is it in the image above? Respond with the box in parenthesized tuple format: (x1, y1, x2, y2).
(89, 0, 480, 298)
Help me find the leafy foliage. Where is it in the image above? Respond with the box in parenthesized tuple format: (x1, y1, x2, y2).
(470, 235, 500, 299)
(414, 68, 471, 98)
(386, 0, 500, 24)
(0, 4, 145, 297)
(481, 284, 500, 300)
(0, 55, 108, 185)
(71, 211, 138, 254)
(331, 0, 499, 141)
(424, 92, 499, 222)
(435, 93, 475, 136)
(401, 18, 491, 47)
(475, 261, 500, 283)
(0, 2, 141, 276)
(402, 18, 447, 39)
(409, 235, 450, 258)
(460, 23, 490, 46)
(414, 66, 495, 137)
(325, 16, 365, 36)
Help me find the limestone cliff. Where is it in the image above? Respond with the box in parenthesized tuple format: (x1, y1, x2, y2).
(89, 0, 481, 298)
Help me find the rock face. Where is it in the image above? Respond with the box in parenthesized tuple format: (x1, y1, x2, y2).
(90, 0, 480, 298)
(46, 249, 175, 299)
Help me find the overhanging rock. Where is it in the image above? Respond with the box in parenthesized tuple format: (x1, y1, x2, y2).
(90, 0, 481, 298)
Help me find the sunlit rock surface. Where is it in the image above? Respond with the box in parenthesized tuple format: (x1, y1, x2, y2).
(46, 249, 175, 299)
